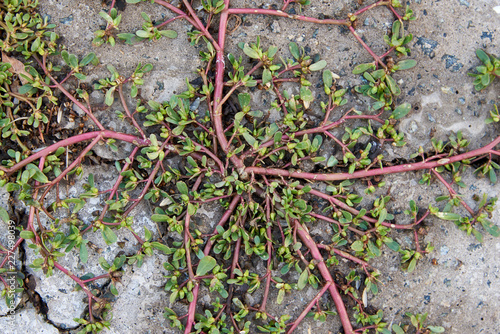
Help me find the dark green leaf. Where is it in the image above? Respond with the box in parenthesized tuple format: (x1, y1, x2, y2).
(476, 49, 491, 66)
(391, 102, 411, 119)
(262, 68, 272, 85)
(238, 93, 251, 108)
(385, 75, 401, 95)
(394, 59, 417, 70)
(80, 53, 96, 66)
(323, 70, 333, 88)
(102, 226, 117, 245)
(392, 324, 405, 334)
(309, 60, 327, 71)
(351, 240, 364, 252)
(243, 44, 260, 59)
(105, 87, 116, 106)
(353, 63, 375, 74)
(20, 230, 35, 239)
(489, 168, 497, 184)
(481, 220, 500, 237)
(407, 257, 417, 272)
(297, 269, 308, 290)
(427, 326, 445, 333)
(80, 243, 88, 263)
(434, 212, 461, 221)
(151, 242, 172, 254)
(151, 214, 170, 222)
(0, 207, 10, 223)
(110, 283, 119, 296)
(18, 84, 34, 95)
(176, 181, 189, 196)
(196, 256, 217, 276)
(289, 42, 300, 60)
(159, 30, 178, 38)
(368, 240, 381, 257)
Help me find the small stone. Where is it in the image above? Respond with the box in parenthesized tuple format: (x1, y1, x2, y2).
(441, 54, 464, 72)
(408, 120, 418, 133)
(440, 245, 449, 255)
(427, 113, 436, 122)
(72, 104, 86, 117)
(270, 21, 281, 34)
(458, 97, 466, 105)
(59, 14, 73, 24)
(415, 37, 438, 58)
(90, 90, 104, 104)
(190, 97, 201, 111)
(458, 0, 470, 7)
(455, 108, 462, 115)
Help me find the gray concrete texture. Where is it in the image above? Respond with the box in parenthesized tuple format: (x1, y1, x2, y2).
(1, 0, 499, 333)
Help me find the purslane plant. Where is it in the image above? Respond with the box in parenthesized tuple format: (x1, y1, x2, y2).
(0, 1, 499, 334)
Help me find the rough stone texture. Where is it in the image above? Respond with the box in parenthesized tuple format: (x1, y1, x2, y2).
(0, 188, 22, 317)
(0, 304, 59, 334)
(2, 0, 500, 333)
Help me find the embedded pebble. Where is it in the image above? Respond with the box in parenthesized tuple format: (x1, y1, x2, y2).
(408, 120, 418, 133)
(458, 0, 470, 7)
(440, 245, 450, 255)
(59, 15, 73, 24)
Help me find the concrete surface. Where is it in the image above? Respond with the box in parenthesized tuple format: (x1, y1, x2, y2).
(1, 0, 499, 333)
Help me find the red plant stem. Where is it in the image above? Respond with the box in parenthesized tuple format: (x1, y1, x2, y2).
(177, 135, 225, 173)
(184, 195, 241, 332)
(431, 168, 475, 215)
(37, 55, 106, 131)
(317, 243, 372, 268)
(0, 239, 23, 269)
(81, 273, 110, 283)
(281, 0, 292, 11)
(53, 262, 96, 301)
(294, 220, 354, 334)
(153, 0, 216, 47)
(184, 214, 195, 280)
(203, 195, 241, 255)
(244, 109, 379, 155)
(122, 152, 167, 217)
(212, 2, 246, 172)
(184, 282, 199, 334)
(259, 196, 273, 312)
(287, 281, 332, 334)
(309, 212, 365, 235)
(380, 46, 396, 59)
(353, 0, 389, 16)
(229, 237, 242, 281)
(311, 185, 433, 231)
(228, 8, 349, 26)
(117, 86, 146, 139)
(25, 157, 46, 245)
(155, 15, 184, 28)
(388, 5, 403, 21)
(39, 135, 102, 200)
(246, 135, 500, 182)
(98, 147, 139, 222)
(348, 26, 386, 69)
(181, 0, 221, 51)
(0, 130, 149, 175)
